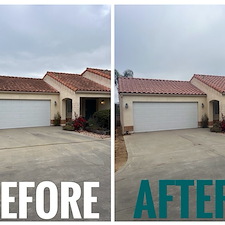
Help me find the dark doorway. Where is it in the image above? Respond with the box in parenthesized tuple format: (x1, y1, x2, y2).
(66, 99, 72, 121)
(85, 99, 97, 120)
(213, 100, 219, 122)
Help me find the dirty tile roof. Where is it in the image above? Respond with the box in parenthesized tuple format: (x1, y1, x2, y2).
(82, 68, 111, 79)
(118, 77, 206, 95)
(46, 71, 110, 92)
(0, 75, 58, 93)
(192, 74, 225, 93)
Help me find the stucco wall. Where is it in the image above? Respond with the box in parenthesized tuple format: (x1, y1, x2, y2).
(191, 78, 225, 123)
(44, 75, 110, 122)
(98, 98, 110, 111)
(44, 75, 78, 122)
(82, 71, 110, 88)
(120, 94, 207, 133)
(0, 92, 59, 122)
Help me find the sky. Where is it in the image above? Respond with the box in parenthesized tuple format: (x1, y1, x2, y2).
(0, 5, 110, 78)
(115, 5, 225, 81)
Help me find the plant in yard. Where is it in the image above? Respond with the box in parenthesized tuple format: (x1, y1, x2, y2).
(92, 109, 110, 130)
(73, 116, 87, 131)
(201, 114, 208, 128)
(222, 113, 225, 121)
(63, 120, 75, 131)
(221, 120, 225, 132)
(85, 109, 110, 135)
(63, 124, 75, 131)
(87, 117, 99, 129)
(53, 112, 61, 126)
(210, 121, 222, 133)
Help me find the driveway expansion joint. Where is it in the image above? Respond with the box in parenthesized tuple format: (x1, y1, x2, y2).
(0, 139, 107, 151)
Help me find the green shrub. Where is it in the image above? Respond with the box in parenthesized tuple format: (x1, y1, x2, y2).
(63, 124, 75, 131)
(210, 121, 222, 132)
(53, 112, 61, 126)
(66, 120, 74, 126)
(201, 114, 209, 128)
(86, 117, 105, 131)
(92, 109, 110, 129)
(87, 117, 100, 130)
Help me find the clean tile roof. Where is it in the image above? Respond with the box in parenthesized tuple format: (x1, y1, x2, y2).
(0, 75, 58, 93)
(192, 74, 225, 94)
(118, 77, 206, 95)
(82, 68, 111, 79)
(46, 71, 110, 92)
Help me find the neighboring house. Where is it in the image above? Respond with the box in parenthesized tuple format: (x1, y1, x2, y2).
(118, 74, 225, 133)
(0, 68, 110, 129)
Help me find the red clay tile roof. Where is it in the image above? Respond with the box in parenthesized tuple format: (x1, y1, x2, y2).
(46, 71, 110, 92)
(119, 77, 206, 95)
(0, 75, 58, 93)
(192, 74, 225, 93)
(82, 68, 111, 79)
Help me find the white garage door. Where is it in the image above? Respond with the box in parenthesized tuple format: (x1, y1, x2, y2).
(133, 102, 198, 132)
(0, 100, 50, 129)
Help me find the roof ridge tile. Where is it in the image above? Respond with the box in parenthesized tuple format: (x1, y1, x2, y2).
(0, 74, 42, 80)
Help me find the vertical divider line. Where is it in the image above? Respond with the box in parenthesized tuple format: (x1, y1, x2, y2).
(110, 2, 115, 222)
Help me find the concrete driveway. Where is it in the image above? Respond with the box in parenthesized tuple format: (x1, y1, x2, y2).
(116, 128, 225, 221)
(0, 126, 110, 221)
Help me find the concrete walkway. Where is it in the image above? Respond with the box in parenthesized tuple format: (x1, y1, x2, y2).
(116, 128, 225, 221)
(0, 126, 110, 221)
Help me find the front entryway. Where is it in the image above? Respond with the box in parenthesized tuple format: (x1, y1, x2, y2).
(85, 99, 96, 120)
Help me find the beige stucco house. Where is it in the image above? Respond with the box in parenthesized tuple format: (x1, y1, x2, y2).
(118, 74, 225, 134)
(0, 68, 110, 129)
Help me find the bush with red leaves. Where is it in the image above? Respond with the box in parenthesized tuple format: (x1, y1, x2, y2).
(221, 120, 225, 132)
(73, 117, 87, 131)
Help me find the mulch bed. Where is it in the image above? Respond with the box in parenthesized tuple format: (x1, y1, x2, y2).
(115, 127, 128, 172)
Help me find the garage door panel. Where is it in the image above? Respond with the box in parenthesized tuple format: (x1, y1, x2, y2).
(133, 102, 198, 132)
(0, 100, 50, 129)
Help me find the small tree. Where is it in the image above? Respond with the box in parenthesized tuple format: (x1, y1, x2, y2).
(123, 69, 134, 78)
(115, 69, 121, 86)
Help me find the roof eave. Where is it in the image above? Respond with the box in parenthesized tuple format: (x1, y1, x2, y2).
(0, 90, 59, 94)
(119, 92, 206, 97)
(76, 90, 110, 94)
(82, 68, 111, 80)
